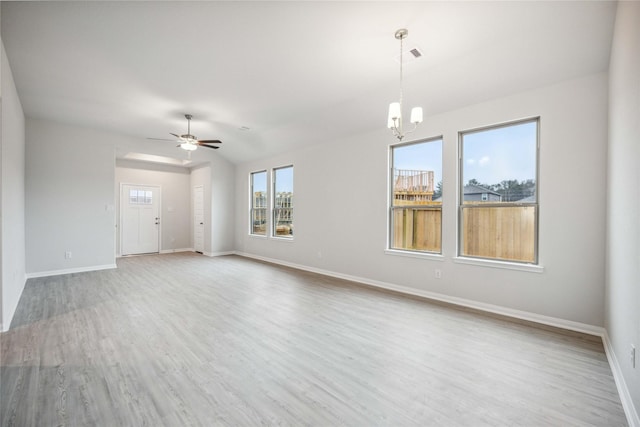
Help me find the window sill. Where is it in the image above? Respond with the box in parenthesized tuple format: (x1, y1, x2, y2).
(385, 249, 444, 261)
(248, 233, 268, 239)
(453, 256, 544, 273)
(271, 236, 294, 242)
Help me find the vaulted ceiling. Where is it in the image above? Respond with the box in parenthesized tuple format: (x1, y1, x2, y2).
(1, 1, 617, 165)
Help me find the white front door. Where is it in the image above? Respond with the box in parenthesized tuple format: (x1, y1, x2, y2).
(194, 185, 205, 253)
(121, 184, 160, 255)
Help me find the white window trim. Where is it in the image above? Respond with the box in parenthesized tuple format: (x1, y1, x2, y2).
(384, 249, 445, 261)
(453, 256, 544, 273)
(458, 117, 540, 265)
(271, 165, 294, 240)
(249, 170, 268, 237)
(388, 136, 444, 255)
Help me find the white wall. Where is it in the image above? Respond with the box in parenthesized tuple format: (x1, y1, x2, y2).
(190, 159, 236, 256)
(236, 72, 608, 328)
(210, 155, 236, 254)
(26, 119, 116, 274)
(606, 1, 640, 422)
(1, 38, 26, 331)
(115, 160, 191, 255)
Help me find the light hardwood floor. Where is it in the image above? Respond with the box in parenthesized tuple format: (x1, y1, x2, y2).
(1, 253, 627, 426)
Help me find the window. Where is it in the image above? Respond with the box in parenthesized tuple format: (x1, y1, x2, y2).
(459, 118, 539, 263)
(129, 189, 152, 205)
(273, 166, 293, 238)
(390, 138, 443, 253)
(250, 170, 267, 235)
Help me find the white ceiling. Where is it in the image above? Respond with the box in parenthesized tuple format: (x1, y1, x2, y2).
(1, 1, 617, 165)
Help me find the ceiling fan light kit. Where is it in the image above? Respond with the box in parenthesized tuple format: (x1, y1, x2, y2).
(180, 142, 198, 151)
(388, 28, 423, 141)
(169, 114, 222, 151)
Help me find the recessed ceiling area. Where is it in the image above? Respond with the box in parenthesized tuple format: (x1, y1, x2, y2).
(1, 1, 617, 165)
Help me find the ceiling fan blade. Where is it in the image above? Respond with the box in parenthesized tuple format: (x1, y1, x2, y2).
(147, 137, 174, 141)
(170, 133, 182, 139)
(197, 139, 222, 144)
(198, 143, 219, 149)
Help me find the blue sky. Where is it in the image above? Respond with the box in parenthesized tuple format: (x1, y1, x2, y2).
(252, 171, 267, 193)
(274, 166, 293, 192)
(252, 166, 293, 193)
(462, 121, 536, 185)
(393, 139, 443, 186)
(255, 122, 535, 195)
(393, 120, 536, 187)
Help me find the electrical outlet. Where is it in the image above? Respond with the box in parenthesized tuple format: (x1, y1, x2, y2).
(65, 251, 72, 259)
(631, 345, 636, 368)
(434, 269, 442, 279)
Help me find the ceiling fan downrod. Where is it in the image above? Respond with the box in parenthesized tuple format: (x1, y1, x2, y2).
(183, 114, 195, 140)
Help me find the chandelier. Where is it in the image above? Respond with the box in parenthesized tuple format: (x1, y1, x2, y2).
(387, 29, 423, 141)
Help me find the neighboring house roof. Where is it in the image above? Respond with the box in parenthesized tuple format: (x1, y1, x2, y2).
(463, 184, 501, 196)
(516, 195, 536, 202)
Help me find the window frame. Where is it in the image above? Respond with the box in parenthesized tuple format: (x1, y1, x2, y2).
(249, 170, 268, 237)
(272, 165, 294, 239)
(457, 117, 540, 265)
(388, 136, 444, 255)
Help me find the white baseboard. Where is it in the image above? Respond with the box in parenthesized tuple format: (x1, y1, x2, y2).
(157, 249, 234, 257)
(160, 248, 193, 254)
(235, 251, 604, 337)
(603, 331, 640, 427)
(203, 250, 235, 257)
(237, 251, 640, 425)
(26, 264, 117, 279)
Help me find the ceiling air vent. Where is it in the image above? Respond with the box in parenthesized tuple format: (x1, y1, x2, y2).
(409, 48, 422, 58)
(395, 46, 423, 64)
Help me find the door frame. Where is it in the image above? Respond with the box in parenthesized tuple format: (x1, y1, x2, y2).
(119, 182, 162, 256)
(193, 184, 205, 254)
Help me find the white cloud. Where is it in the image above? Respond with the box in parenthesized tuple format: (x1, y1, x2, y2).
(479, 156, 490, 166)
(467, 159, 476, 165)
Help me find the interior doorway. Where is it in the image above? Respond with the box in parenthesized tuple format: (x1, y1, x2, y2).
(193, 185, 205, 254)
(121, 184, 161, 255)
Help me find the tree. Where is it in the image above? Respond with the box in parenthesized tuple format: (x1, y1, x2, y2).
(433, 181, 443, 199)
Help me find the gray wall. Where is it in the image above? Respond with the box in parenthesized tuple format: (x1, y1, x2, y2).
(607, 0, 640, 421)
(210, 156, 236, 255)
(115, 160, 191, 255)
(23, 116, 236, 277)
(1, 38, 26, 331)
(26, 119, 116, 274)
(190, 161, 236, 256)
(236, 72, 608, 328)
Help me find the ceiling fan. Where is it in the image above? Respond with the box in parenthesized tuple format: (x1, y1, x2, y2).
(150, 114, 222, 151)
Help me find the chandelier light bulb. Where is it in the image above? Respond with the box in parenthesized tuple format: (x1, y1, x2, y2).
(410, 107, 423, 125)
(388, 102, 402, 128)
(388, 28, 423, 141)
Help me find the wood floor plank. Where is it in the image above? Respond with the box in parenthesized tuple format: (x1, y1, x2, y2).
(0, 252, 628, 426)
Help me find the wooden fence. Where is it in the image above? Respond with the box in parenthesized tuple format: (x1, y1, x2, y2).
(392, 208, 442, 252)
(392, 205, 536, 262)
(461, 205, 536, 262)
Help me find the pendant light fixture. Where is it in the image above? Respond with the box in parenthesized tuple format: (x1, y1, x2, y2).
(388, 29, 423, 141)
